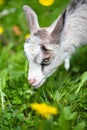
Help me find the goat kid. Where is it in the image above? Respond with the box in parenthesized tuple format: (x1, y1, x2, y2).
(23, 0, 87, 88)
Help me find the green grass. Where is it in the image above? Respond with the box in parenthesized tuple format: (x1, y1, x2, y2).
(0, 0, 87, 129)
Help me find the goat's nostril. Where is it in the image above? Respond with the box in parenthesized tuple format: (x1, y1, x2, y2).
(29, 79, 36, 85)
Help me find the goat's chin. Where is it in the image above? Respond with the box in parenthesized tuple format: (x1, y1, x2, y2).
(31, 78, 46, 89)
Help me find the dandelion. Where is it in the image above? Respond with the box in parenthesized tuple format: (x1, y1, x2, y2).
(0, 0, 4, 5)
(0, 26, 4, 35)
(39, 0, 55, 6)
(30, 103, 58, 118)
(25, 33, 30, 39)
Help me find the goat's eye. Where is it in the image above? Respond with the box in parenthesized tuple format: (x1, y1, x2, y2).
(41, 57, 50, 65)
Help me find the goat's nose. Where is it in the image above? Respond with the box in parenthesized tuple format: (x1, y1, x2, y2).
(28, 78, 36, 85)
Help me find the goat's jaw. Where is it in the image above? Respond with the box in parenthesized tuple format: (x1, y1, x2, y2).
(29, 67, 58, 88)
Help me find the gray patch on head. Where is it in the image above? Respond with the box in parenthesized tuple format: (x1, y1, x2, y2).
(34, 29, 48, 40)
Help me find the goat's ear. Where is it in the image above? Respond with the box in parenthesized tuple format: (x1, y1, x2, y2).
(48, 10, 66, 38)
(23, 5, 39, 33)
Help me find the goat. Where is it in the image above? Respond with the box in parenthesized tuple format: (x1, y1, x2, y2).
(23, 0, 87, 88)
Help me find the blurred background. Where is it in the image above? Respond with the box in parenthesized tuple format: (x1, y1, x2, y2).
(0, 0, 87, 129)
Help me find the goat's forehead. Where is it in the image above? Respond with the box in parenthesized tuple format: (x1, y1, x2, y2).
(24, 42, 41, 58)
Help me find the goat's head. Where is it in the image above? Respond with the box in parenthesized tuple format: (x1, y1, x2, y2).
(23, 5, 66, 88)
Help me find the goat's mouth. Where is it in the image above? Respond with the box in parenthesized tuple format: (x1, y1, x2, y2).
(31, 78, 46, 88)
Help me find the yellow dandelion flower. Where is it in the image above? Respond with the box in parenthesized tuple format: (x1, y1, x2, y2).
(0, 0, 4, 5)
(25, 33, 30, 39)
(30, 103, 58, 118)
(39, 0, 55, 6)
(0, 26, 4, 35)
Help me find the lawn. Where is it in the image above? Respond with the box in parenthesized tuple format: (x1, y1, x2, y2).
(0, 0, 87, 130)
